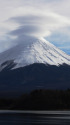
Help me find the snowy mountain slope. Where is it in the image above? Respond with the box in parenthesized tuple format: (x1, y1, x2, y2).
(0, 35, 70, 70)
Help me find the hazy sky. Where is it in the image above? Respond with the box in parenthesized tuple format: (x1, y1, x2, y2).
(0, 0, 70, 54)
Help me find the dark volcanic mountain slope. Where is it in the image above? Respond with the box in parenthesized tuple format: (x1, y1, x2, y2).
(0, 63, 70, 97)
(0, 36, 70, 97)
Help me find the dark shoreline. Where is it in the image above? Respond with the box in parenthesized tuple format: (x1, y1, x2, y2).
(0, 110, 70, 114)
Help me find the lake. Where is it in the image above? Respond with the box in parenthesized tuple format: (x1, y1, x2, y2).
(0, 110, 70, 125)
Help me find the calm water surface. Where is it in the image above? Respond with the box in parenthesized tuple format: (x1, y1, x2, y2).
(0, 110, 70, 125)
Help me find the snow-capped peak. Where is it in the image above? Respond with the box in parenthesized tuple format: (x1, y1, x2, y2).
(0, 35, 70, 70)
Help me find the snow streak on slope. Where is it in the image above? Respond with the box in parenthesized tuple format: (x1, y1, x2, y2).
(0, 35, 70, 70)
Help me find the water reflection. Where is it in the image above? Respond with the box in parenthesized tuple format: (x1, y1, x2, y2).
(0, 111, 70, 125)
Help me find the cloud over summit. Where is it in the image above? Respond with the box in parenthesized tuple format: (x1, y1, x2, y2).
(9, 10, 70, 38)
(0, 0, 70, 53)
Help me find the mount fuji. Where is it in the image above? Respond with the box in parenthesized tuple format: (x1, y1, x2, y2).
(0, 35, 70, 97)
(0, 35, 70, 70)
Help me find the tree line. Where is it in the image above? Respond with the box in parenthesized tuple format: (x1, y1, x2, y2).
(0, 89, 70, 110)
